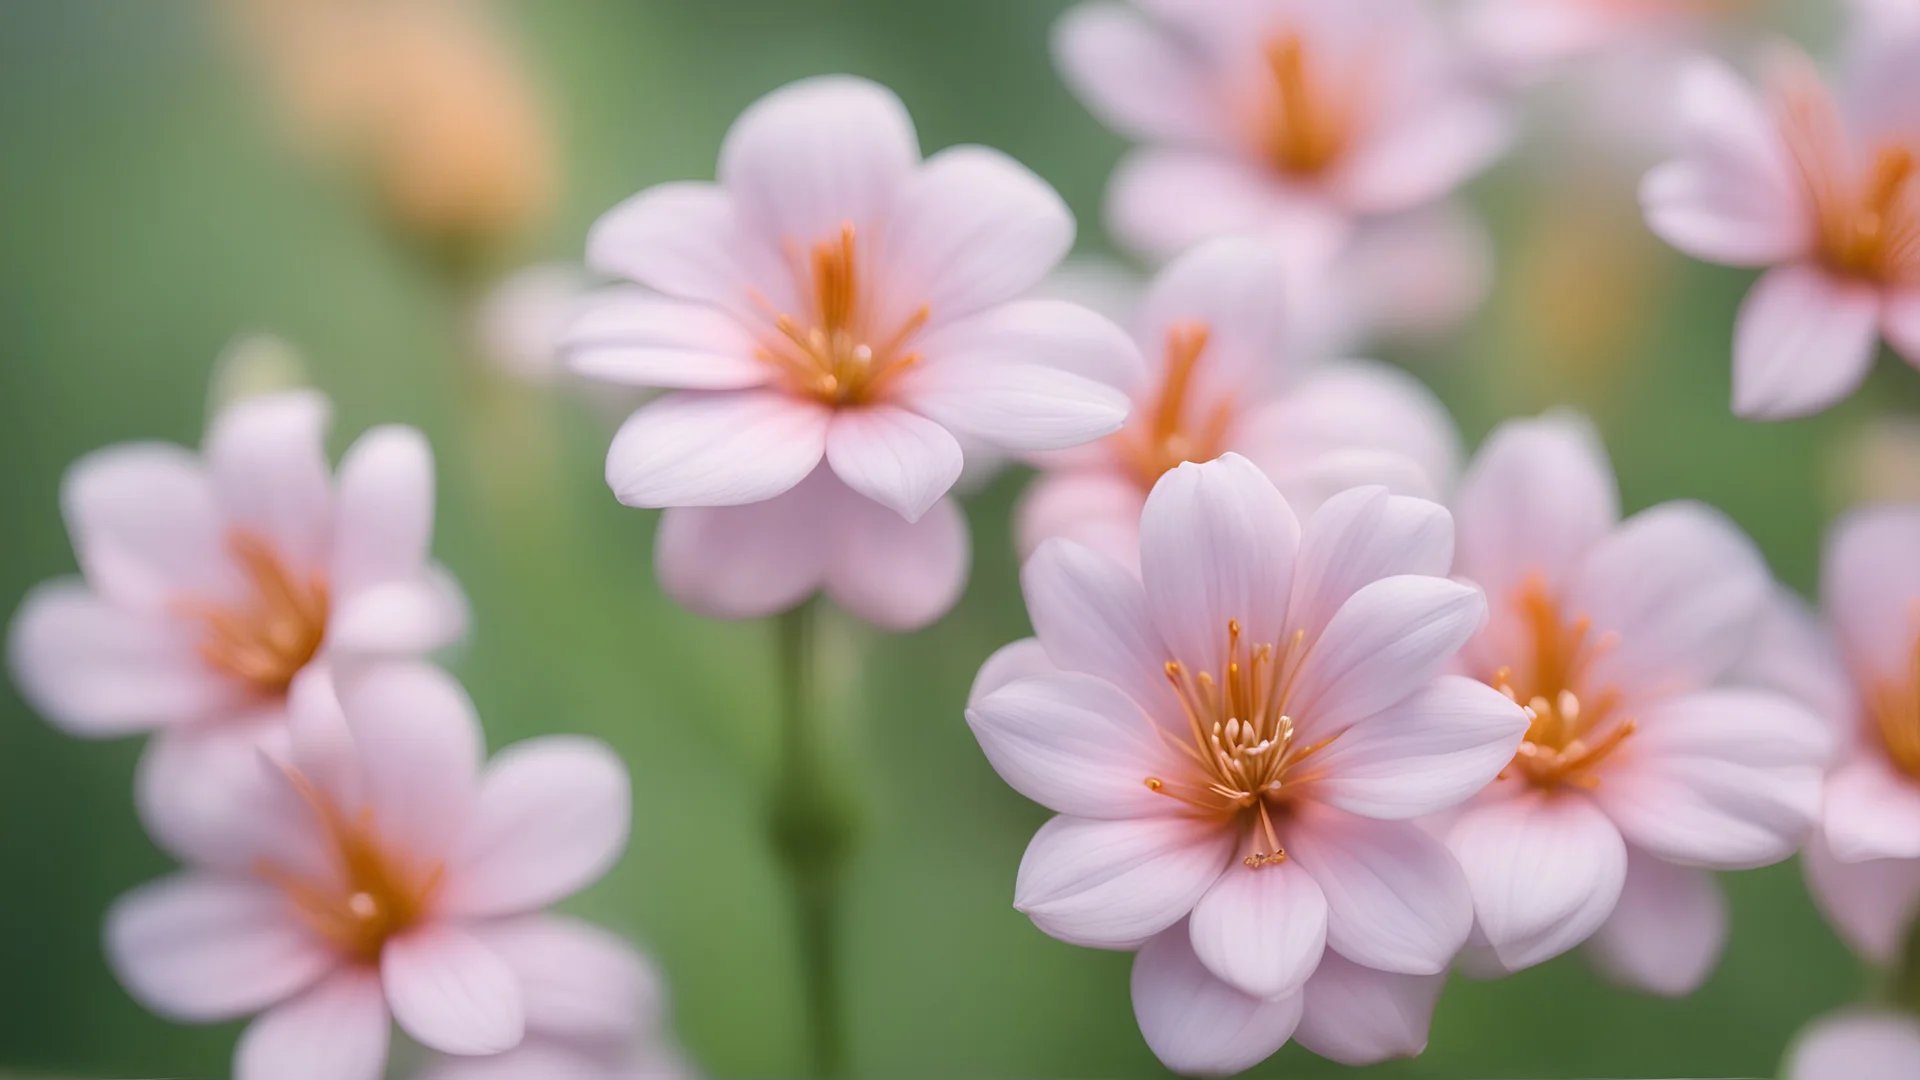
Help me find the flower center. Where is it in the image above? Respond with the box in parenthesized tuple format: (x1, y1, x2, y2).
(753, 222, 931, 406)
(1488, 575, 1634, 790)
(1145, 619, 1326, 868)
(175, 529, 329, 698)
(1776, 71, 1920, 286)
(256, 768, 442, 964)
(1258, 32, 1357, 178)
(1869, 632, 1920, 779)
(1113, 321, 1237, 490)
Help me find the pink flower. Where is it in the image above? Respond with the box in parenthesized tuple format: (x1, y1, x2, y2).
(105, 662, 632, 1080)
(569, 76, 1134, 628)
(1441, 412, 1830, 988)
(1463, 0, 1730, 85)
(7, 389, 467, 857)
(1053, 0, 1511, 260)
(1016, 238, 1461, 569)
(1784, 1009, 1920, 1080)
(969, 455, 1528, 1073)
(1641, 34, 1920, 419)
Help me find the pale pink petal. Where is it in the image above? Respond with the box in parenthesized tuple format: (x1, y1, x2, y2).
(1585, 847, 1728, 996)
(1824, 756, 1920, 862)
(1285, 576, 1486, 747)
(911, 298, 1146, 394)
(1188, 859, 1328, 999)
(1021, 539, 1178, 715)
(1285, 487, 1454, 646)
(719, 76, 918, 245)
(1052, 3, 1230, 147)
(1131, 924, 1303, 1078)
(1015, 470, 1146, 568)
(652, 469, 835, 622)
(1335, 96, 1512, 214)
(968, 638, 1058, 707)
(7, 580, 240, 736)
(442, 736, 630, 917)
(604, 390, 830, 508)
(287, 664, 357, 809)
(415, 1043, 612, 1080)
(1245, 361, 1461, 492)
(336, 661, 483, 862)
(1732, 265, 1881, 421)
(1803, 831, 1920, 964)
(1887, 289, 1920, 366)
(1136, 238, 1291, 385)
(1269, 452, 1440, 523)
(1014, 814, 1234, 949)
(1447, 790, 1627, 971)
(62, 442, 235, 611)
(565, 292, 769, 390)
(1824, 504, 1920, 682)
(880, 146, 1074, 324)
(1339, 202, 1496, 345)
(105, 874, 333, 1022)
(1303, 676, 1529, 820)
(330, 425, 435, 596)
(968, 672, 1182, 819)
(474, 915, 660, 1043)
(1294, 951, 1442, 1066)
(1568, 501, 1772, 699)
(1730, 586, 1858, 735)
(382, 924, 524, 1056)
(824, 406, 964, 523)
(204, 390, 334, 570)
(1786, 1010, 1920, 1080)
(1106, 150, 1317, 262)
(1641, 57, 1809, 266)
(1453, 411, 1617, 609)
(1592, 689, 1827, 869)
(824, 488, 970, 631)
(1137, 454, 1300, 665)
(327, 567, 468, 655)
(134, 715, 305, 873)
(234, 969, 389, 1080)
(586, 182, 782, 316)
(1283, 808, 1472, 975)
(895, 361, 1128, 454)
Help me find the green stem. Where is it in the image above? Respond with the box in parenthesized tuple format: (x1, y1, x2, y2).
(769, 602, 857, 1078)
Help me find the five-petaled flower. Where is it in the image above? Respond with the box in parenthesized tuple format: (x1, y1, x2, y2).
(105, 662, 632, 1080)
(1440, 412, 1830, 989)
(969, 454, 1529, 1074)
(569, 75, 1135, 630)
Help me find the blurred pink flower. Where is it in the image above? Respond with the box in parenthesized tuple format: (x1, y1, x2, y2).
(970, 456, 1527, 1073)
(1463, 0, 1729, 86)
(1053, 0, 1511, 260)
(1016, 238, 1461, 568)
(1642, 36, 1920, 419)
(1442, 412, 1829, 987)
(105, 662, 631, 1080)
(7, 389, 467, 858)
(1784, 1009, 1920, 1080)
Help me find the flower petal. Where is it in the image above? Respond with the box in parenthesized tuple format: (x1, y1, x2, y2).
(382, 924, 524, 1056)
(1887, 289, 1920, 367)
(1189, 859, 1328, 999)
(1106, 150, 1317, 262)
(1732, 265, 1881, 421)
(1447, 790, 1627, 971)
(1240, 362, 1463, 512)
(1136, 238, 1292, 386)
(1453, 411, 1617, 609)
(604, 390, 830, 508)
(824, 486, 971, 631)
(442, 736, 631, 917)
(1294, 951, 1445, 1067)
(1729, 585, 1858, 735)
(968, 638, 1058, 706)
(912, 297, 1146, 395)
(327, 567, 469, 656)
(586, 182, 780, 315)
(134, 715, 305, 873)
(1014, 814, 1233, 949)
(1336, 96, 1511, 215)
(336, 661, 483, 862)
(1021, 538, 1177, 716)
(824, 406, 964, 523)
(1052, 2, 1231, 147)
(1138, 454, 1300, 667)
(106, 874, 333, 1022)
(896, 361, 1128, 454)
(473, 915, 660, 1044)
(1825, 504, 1920, 684)
(1302, 675, 1529, 820)
(652, 468, 836, 622)
(1285, 486, 1456, 647)
(719, 76, 918, 245)
(204, 390, 334, 570)
(1824, 755, 1920, 862)
(1131, 924, 1303, 1078)
(1803, 831, 1920, 965)
(1785, 1010, 1920, 1080)
(565, 292, 770, 390)
(63, 442, 234, 611)
(234, 969, 389, 1080)
(1585, 847, 1727, 997)
(1016, 470, 1146, 569)
(331, 425, 436, 596)
(1283, 809, 1472, 975)
(969, 672, 1181, 819)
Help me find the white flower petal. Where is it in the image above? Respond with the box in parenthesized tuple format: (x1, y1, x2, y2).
(652, 469, 836, 622)
(1285, 486, 1455, 646)
(204, 390, 334, 570)
(824, 406, 964, 523)
(1453, 411, 1617, 609)
(719, 76, 919, 245)
(327, 567, 469, 656)
(565, 293, 770, 390)
(1051, 2, 1231, 147)
(968, 638, 1058, 707)
(1131, 924, 1303, 1077)
(1302, 675, 1529, 821)
(1732, 265, 1881, 421)
(106, 874, 333, 1023)
(1585, 848, 1728, 997)
(1785, 1010, 1920, 1080)
(586, 182, 782, 315)
(63, 442, 234, 611)
(474, 915, 660, 1044)
(824, 486, 971, 631)
(969, 672, 1180, 819)
(234, 969, 390, 1080)
(381, 925, 524, 1056)
(1015, 814, 1233, 949)
(1336, 96, 1511, 215)
(1803, 831, 1920, 965)
(912, 298, 1146, 395)
(1294, 951, 1445, 1067)
(1447, 791, 1627, 971)
(1824, 756, 1920, 862)
(1189, 859, 1328, 999)
(1284, 809, 1472, 975)
(1824, 504, 1920, 684)
(331, 425, 436, 596)
(604, 390, 830, 508)
(1021, 539, 1177, 716)
(897, 361, 1128, 454)
(336, 661, 484, 862)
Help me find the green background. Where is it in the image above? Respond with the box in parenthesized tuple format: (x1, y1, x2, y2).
(0, 0, 1893, 1076)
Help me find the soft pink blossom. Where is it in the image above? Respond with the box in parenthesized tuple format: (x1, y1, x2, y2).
(105, 662, 632, 1080)
(1785, 1009, 1920, 1080)
(1463, 0, 1730, 86)
(1053, 0, 1511, 261)
(1442, 412, 1830, 986)
(970, 455, 1528, 1073)
(567, 76, 1133, 627)
(1016, 238, 1461, 569)
(1641, 33, 1920, 419)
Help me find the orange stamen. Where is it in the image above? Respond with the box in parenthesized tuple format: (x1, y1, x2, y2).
(1260, 32, 1354, 177)
(1490, 575, 1636, 790)
(752, 223, 931, 406)
(1114, 321, 1237, 489)
(174, 530, 328, 697)
(1775, 62, 1920, 286)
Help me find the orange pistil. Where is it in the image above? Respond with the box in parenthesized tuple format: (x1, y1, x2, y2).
(1776, 65, 1920, 286)
(1869, 633, 1920, 778)
(175, 530, 329, 697)
(255, 769, 442, 964)
(1113, 321, 1237, 489)
(753, 222, 931, 406)
(1491, 575, 1636, 790)
(1259, 32, 1356, 177)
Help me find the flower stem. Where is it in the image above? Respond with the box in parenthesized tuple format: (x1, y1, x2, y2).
(769, 601, 858, 1078)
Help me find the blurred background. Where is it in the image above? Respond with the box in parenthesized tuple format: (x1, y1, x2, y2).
(0, 0, 1903, 1076)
